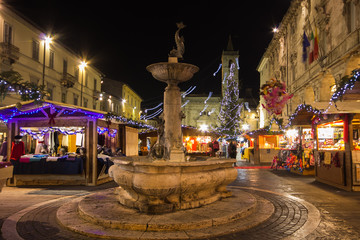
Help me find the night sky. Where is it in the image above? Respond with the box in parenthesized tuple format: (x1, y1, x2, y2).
(5, 0, 290, 107)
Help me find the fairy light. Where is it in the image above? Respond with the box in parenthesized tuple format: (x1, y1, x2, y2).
(213, 63, 222, 76)
(144, 103, 163, 113)
(181, 86, 196, 98)
(204, 92, 213, 104)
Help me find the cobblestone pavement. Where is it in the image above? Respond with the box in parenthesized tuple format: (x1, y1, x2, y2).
(1, 167, 360, 239)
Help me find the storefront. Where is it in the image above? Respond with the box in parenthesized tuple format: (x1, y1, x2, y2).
(182, 126, 219, 155)
(0, 100, 139, 186)
(314, 114, 353, 190)
(277, 105, 318, 175)
(246, 126, 283, 164)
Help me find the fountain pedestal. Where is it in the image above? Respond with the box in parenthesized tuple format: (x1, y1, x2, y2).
(146, 57, 199, 162)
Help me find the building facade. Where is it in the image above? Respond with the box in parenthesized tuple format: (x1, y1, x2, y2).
(0, 5, 102, 109)
(258, 0, 360, 126)
(101, 78, 142, 120)
(181, 37, 259, 133)
(181, 94, 221, 130)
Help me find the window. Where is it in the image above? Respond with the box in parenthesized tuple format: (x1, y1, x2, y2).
(4, 22, 12, 44)
(47, 83, 54, 100)
(83, 98, 88, 108)
(32, 40, 39, 61)
(63, 59, 68, 75)
(75, 68, 79, 80)
(94, 78, 97, 91)
(49, 50, 54, 69)
(73, 94, 78, 106)
(61, 92, 66, 103)
(47, 88, 53, 100)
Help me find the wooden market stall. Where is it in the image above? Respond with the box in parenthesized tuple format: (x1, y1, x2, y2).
(279, 105, 318, 175)
(245, 122, 283, 164)
(0, 100, 139, 186)
(312, 75, 360, 191)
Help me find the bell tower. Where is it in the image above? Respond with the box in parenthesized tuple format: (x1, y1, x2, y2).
(221, 35, 240, 97)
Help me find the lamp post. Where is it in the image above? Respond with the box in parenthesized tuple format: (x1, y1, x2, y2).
(42, 35, 52, 86)
(79, 61, 87, 107)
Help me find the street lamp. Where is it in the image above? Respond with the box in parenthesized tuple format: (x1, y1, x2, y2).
(41, 35, 52, 86)
(79, 60, 87, 107)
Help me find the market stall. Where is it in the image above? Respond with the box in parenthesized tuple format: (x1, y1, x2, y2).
(139, 126, 220, 156)
(245, 124, 283, 164)
(277, 105, 318, 175)
(0, 100, 137, 186)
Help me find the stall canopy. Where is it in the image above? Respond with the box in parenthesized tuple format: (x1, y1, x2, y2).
(0, 100, 105, 124)
(286, 104, 321, 127)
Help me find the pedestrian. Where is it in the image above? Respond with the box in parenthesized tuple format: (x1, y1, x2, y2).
(228, 140, 237, 159)
(212, 139, 219, 157)
(208, 141, 213, 156)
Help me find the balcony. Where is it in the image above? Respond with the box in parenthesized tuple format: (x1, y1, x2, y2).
(0, 42, 20, 65)
(60, 73, 76, 88)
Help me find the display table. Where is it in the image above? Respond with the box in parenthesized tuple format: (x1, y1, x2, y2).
(11, 156, 83, 175)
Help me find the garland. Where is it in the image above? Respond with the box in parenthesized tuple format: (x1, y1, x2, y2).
(330, 68, 360, 103)
(0, 71, 47, 101)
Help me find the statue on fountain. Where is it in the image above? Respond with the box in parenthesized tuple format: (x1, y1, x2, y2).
(169, 22, 186, 59)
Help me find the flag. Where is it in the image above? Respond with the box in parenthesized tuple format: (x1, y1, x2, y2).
(309, 28, 319, 64)
(313, 27, 319, 60)
(302, 31, 310, 62)
(309, 31, 314, 64)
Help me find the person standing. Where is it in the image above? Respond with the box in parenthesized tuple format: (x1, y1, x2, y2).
(212, 139, 219, 157)
(10, 135, 25, 161)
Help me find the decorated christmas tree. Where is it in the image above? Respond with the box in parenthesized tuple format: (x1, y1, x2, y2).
(217, 62, 241, 137)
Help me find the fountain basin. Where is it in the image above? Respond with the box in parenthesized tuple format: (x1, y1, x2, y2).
(146, 62, 199, 84)
(109, 158, 237, 214)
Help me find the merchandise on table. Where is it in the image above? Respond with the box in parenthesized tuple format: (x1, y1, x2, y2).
(317, 120, 345, 151)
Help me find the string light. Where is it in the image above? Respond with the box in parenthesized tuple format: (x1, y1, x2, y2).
(213, 64, 222, 76)
(204, 92, 213, 104)
(181, 86, 196, 98)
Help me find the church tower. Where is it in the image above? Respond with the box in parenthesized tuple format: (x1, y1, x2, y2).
(221, 35, 239, 97)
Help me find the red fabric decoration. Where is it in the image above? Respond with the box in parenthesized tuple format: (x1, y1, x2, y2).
(10, 141, 25, 160)
(48, 112, 56, 125)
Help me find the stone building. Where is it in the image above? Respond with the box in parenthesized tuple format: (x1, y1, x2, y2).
(0, 4, 102, 109)
(257, 0, 360, 126)
(101, 78, 142, 120)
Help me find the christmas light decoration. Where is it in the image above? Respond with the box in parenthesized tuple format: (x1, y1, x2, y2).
(217, 63, 241, 137)
(235, 57, 240, 70)
(144, 103, 163, 113)
(213, 64, 222, 76)
(0, 71, 47, 101)
(181, 100, 190, 108)
(204, 92, 213, 104)
(181, 86, 196, 98)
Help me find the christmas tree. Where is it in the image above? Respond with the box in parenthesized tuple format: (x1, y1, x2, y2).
(217, 62, 241, 137)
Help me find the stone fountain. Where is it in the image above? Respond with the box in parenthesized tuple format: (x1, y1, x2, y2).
(56, 24, 274, 239)
(109, 23, 238, 214)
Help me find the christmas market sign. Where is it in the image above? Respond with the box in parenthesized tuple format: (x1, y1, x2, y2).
(260, 78, 293, 116)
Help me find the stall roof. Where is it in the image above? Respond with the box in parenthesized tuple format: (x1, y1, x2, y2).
(0, 100, 155, 129)
(244, 128, 283, 139)
(0, 100, 106, 123)
(286, 104, 321, 128)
